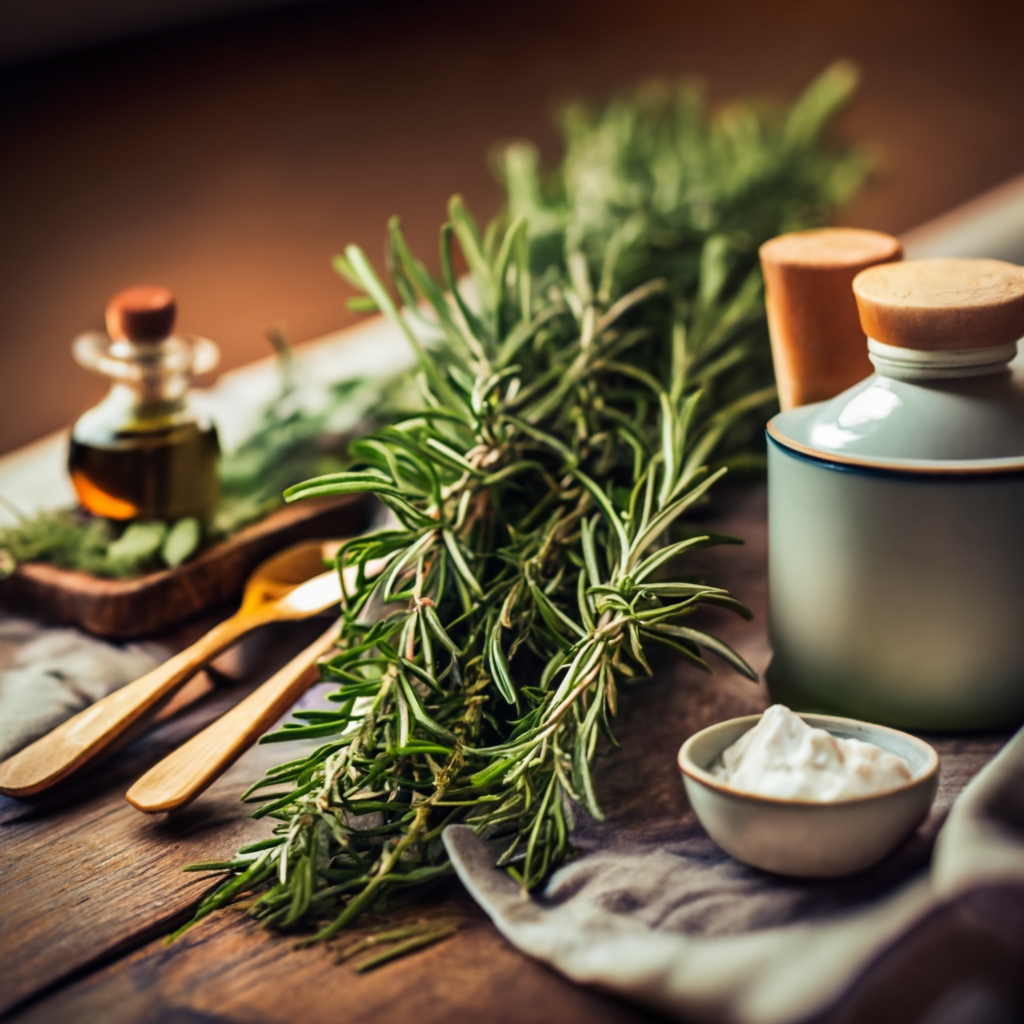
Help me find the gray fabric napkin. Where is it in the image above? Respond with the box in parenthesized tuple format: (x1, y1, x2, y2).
(0, 614, 167, 761)
(444, 728, 1024, 1024)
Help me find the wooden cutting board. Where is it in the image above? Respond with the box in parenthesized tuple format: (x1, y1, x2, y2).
(0, 493, 373, 639)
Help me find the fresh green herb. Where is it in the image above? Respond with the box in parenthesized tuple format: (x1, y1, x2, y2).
(333, 920, 459, 970)
(182, 201, 758, 944)
(182, 63, 868, 944)
(497, 59, 869, 464)
(212, 330, 377, 537)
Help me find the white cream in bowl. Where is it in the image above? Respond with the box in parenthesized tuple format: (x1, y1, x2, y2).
(678, 711, 939, 876)
(711, 704, 912, 802)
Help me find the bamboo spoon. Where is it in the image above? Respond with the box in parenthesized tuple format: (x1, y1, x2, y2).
(126, 617, 343, 812)
(0, 541, 355, 798)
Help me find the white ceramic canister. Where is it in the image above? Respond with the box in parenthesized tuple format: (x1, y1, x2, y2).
(766, 257, 1024, 730)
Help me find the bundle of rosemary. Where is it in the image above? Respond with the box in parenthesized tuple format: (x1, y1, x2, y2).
(183, 63, 870, 946)
(184, 201, 759, 941)
(498, 59, 870, 462)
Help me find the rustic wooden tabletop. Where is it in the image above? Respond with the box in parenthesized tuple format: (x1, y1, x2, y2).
(0, 487, 771, 1024)
(1, 485, 1010, 1024)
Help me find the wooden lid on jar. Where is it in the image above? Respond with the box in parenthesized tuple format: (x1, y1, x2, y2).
(106, 286, 177, 342)
(853, 258, 1024, 351)
(760, 228, 903, 410)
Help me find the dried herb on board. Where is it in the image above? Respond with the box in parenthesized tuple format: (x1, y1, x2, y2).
(179, 63, 870, 946)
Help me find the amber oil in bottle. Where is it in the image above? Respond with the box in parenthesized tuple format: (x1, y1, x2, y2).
(68, 286, 220, 522)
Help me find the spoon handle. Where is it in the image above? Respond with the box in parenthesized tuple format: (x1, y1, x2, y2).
(0, 610, 263, 798)
(126, 620, 341, 813)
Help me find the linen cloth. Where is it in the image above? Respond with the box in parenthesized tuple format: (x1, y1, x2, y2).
(444, 729, 1024, 1024)
(0, 614, 166, 762)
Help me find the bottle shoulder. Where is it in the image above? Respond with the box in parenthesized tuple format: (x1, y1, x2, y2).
(72, 385, 216, 446)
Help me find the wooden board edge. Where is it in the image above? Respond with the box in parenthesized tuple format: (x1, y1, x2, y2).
(0, 494, 375, 638)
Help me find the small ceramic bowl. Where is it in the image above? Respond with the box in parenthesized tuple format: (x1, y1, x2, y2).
(678, 713, 939, 877)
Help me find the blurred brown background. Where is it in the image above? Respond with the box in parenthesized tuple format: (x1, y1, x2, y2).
(2, 0, 1024, 455)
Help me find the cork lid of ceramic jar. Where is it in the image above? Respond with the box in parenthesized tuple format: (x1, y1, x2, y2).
(768, 256, 1024, 472)
(853, 258, 1024, 351)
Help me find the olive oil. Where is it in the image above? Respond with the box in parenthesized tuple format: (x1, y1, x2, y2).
(69, 286, 220, 522)
(69, 419, 219, 521)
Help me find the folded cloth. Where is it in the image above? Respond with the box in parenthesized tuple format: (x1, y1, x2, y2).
(444, 728, 1024, 1024)
(0, 614, 167, 762)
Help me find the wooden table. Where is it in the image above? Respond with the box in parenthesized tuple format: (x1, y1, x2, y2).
(1, 484, 1010, 1024)
(0, 487, 766, 1024)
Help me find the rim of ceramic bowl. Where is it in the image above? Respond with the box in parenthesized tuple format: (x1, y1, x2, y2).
(766, 421, 1024, 476)
(677, 712, 940, 807)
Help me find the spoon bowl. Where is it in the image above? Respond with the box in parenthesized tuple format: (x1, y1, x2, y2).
(237, 540, 339, 611)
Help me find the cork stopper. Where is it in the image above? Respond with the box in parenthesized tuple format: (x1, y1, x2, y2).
(106, 286, 177, 342)
(760, 228, 903, 410)
(853, 258, 1024, 351)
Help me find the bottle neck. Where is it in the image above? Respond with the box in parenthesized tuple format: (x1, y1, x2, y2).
(93, 383, 190, 435)
(73, 332, 219, 404)
(867, 337, 1018, 381)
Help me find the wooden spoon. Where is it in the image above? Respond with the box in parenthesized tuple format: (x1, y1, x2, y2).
(126, 553, 388, 812)
(0, 540, 349, 798)
(125, 617, 343, 812)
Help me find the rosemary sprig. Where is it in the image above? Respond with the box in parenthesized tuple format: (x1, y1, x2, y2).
(334, 920, 458, 970)
(212, 332, 375, 537)
(184, 64, 868, 945)
(497, 59, 870, 465)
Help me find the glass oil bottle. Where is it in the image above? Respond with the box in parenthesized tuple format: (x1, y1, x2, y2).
(68, 286, 221, 523)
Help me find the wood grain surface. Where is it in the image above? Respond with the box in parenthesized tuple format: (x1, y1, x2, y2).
(0, 494, 371, 638)
(0, 616, 335, 1017)
(0, 486, 1009, 1024)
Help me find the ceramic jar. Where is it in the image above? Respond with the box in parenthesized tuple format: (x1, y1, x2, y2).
(766, 257, 1024, 730)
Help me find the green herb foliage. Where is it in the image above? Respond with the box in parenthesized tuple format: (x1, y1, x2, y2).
(497, 59, 869, 462)
(182, 200, 762, 943)
(213, 331, 373, 537)
(184, 63, 868, 942)
(182, 64, 867, 942)
(0, 508, 119, 579)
